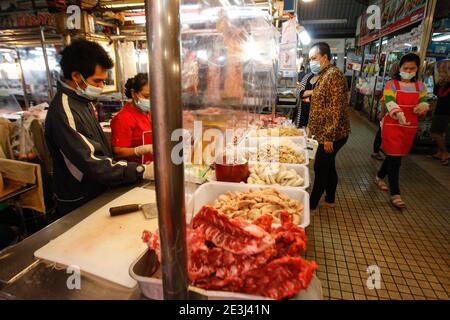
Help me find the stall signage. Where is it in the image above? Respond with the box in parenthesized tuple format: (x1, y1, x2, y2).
(427, 42, 450, 58)
(0, 11, 56, 29)
(359, 0, 428, 46)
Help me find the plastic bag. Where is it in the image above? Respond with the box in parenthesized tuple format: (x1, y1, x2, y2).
(306, 137, 319, 160)
(11, 119, 37, 161)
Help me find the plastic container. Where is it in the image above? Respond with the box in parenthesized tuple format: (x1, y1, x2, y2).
(129, 249, 323, 300)
(240, 147, 310, 166)
(184, 164, 211, 185)
(248, 128, 307, 138)
(248, 162, 310, 189)
(186, 181, 310, 228)
(208, 162, 310, 190)
(240, 136, 307, 150)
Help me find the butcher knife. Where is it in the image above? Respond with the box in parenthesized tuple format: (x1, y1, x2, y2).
(109, 203, 157, 219)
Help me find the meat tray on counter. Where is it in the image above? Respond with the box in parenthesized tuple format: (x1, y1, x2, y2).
(137, 206, 319, 300)
(249, 127, 307, 137)
(208, 162, 310, 190)
(186, 182, 310, 228)
(239, 140, 309, 166)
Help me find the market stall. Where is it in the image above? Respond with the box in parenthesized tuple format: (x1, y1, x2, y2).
(352, 0, 449, 149)
(355, 0, 428, 121)
(0, 0, 321, 301)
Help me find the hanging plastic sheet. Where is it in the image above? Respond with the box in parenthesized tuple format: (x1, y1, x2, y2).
(180, 0, 280, 173)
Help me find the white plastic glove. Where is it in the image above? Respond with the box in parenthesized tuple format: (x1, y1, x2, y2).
(394, 112, 409, 125)
(414, 103, 430, 115)
(143, 162, 155, 180)
(134, 144, 153, 156)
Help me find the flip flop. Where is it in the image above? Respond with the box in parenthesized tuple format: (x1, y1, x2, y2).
(391, 195, 406, 209)
(375, 177, 388, 192)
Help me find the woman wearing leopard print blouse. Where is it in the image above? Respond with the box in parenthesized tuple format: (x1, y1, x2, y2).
(308, 43, 351, 212)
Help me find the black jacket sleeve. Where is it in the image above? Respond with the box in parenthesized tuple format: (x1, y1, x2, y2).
(52, 96, 140, 187)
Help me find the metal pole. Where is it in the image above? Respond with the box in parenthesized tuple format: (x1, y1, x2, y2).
(418, 0, 437, 77)
(369, 37, 383, 122)
(114, 26, 126, 99)
(39, 26, 54, 100)
(144, 0, 188, 299)
(114, 42, 125, 99)
(15, 48, 30, 110)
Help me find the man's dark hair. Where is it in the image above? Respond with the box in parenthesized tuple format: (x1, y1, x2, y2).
(395, 53, 421, 82)
(60, 40, 114, 80)
(311, 42, 332, 61)
(125, 73, 148, 99)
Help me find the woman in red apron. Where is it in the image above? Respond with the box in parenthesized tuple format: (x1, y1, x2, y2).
(111, 73, 153, 164)
(375, 53, 429, 208)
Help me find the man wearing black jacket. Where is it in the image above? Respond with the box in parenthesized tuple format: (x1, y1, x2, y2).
(45, 40, 154, 215)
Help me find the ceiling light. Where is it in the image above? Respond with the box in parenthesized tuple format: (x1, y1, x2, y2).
(299, 30, 311, 45)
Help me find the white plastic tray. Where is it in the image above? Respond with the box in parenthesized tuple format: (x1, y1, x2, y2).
(248, 128, 307, 138)
(186, 181, 310, 229)
(239, 147, 310, 166)
(207, 162, 310, 190)
(240, 136, 307, 150)
(129, 249, 323, 300)
(248, 162, 310, 190)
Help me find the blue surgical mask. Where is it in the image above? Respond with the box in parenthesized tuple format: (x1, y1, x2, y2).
(310, 60, 321, 74)
(400, 72, 416, 80)
(136, 98, 151, 112)
(76, 75, 104, 100)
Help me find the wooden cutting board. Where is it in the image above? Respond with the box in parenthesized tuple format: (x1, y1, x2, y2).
(34, 187, 158, 288)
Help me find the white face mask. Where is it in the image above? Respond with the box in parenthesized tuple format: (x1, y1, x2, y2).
(76, 75, 104, 100)
(136, 98, 151, 112)
(310, 60, 321, 74)
(400, 71, 416, 81)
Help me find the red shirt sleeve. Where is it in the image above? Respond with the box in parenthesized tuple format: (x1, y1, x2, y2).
(110, 110, 134, 148)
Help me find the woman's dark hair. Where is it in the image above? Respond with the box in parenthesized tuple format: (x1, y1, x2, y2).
(395, 53, 421, 82)
(125, 73, 149, 98)
(60, 40, 114, 80)
(311, 42, 332, 61)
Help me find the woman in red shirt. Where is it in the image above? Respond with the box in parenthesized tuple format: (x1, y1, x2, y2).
(111, 73, 153, 163)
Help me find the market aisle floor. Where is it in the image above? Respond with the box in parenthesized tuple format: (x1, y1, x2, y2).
(304, 111, 450, 300)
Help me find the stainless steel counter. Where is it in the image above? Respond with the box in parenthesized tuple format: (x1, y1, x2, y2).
(0, 183, 149, 300)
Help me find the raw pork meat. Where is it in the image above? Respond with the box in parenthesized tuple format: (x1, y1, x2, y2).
(272, 211, 307, 257)
(192, 206, 274, 255)
(142, 206, 317, 299)
(195, 256, 317, 300)
(142, 230, 160, 261)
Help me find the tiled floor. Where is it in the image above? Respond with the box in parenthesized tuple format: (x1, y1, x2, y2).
(303, 111, 450, 300)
